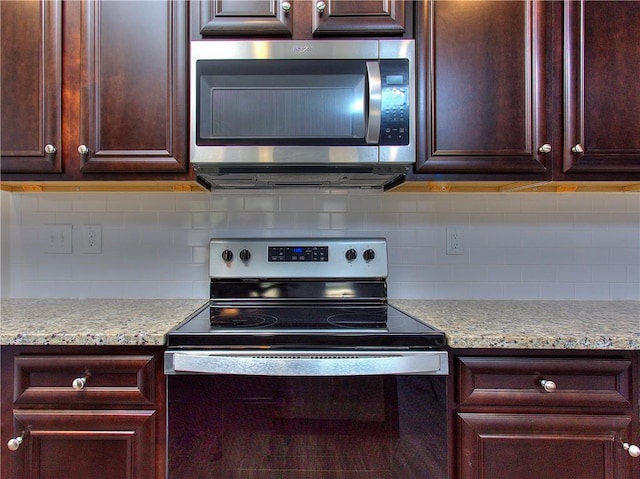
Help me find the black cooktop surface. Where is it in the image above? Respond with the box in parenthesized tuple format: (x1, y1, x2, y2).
(167, 304, 446, 350)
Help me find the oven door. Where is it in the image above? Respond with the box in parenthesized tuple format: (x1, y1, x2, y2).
(167, 373, 447, 479)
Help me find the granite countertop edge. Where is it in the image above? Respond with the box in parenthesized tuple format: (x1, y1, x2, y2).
(1, 299, 639, 350)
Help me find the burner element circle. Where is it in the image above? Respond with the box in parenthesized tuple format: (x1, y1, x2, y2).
(211, 308, 278, 329)
(327, 307, 387, 328)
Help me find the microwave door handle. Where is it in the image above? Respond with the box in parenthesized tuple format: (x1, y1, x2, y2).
(365, 61, 382, 144)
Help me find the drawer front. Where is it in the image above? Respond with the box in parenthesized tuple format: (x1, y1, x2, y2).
(457, 357, 632, 408)
(13, 355, 156, 407)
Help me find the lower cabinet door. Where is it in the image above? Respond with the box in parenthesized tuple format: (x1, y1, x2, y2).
(457, 413, 633, 479)
(11, 410, 155, 479)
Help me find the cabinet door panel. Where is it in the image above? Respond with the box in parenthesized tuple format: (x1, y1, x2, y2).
(13, 410, 155, 479)
(457, 413, 632, 479)
(197, 0, 293, 37)
(312, 0, 405, 36)
(563, 1, 640, 175)
(0, 0, 62, 173)
(79, 0, 188, 173)
(415, 0, 550, 175)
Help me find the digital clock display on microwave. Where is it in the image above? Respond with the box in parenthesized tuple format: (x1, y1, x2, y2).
(269, 246, 328, 262)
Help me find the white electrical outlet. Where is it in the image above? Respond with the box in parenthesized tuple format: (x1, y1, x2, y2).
(81, 225, 102, 253)
(446, 228, 464, 255)
(44, 225, 73, 254)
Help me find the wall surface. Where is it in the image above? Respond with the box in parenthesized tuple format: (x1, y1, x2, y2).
(3, 190, 639, 300)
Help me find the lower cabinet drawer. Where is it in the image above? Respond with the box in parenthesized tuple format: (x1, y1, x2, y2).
(457, 357, 632, 408)
(13, 355, 156, 407)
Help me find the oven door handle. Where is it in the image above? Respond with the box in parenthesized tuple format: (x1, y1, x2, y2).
(165, 351, 448, 376)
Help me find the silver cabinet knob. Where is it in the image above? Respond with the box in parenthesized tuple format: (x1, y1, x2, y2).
(623, 442, 640, 458)
(44, 144, 57, 154)
(538, 143, 551, 154)
(571, 143, 584, 154)
(72, 376, 88, 390)
(316, 1, 326, 13)
(78, 144, 89, 155)
(539, 379, 556, 392)
(7, 433, 24, 451)
(282, 1, 291, 12)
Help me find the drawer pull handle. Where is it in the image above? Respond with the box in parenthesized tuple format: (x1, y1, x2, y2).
(538, 143, 552, 154)
(72, 375, 89, 390)
(7, 432, 26, 451)
(539, 379, 556, 392)
(623, 442, 640, 458)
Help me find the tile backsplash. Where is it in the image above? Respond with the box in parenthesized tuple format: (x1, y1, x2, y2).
(2, 190, 639, 300)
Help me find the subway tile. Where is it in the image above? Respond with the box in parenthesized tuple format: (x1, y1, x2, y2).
(3, 192, 639, 301)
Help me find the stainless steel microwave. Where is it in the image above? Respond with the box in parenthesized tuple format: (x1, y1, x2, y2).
(190, 39, 415, 189)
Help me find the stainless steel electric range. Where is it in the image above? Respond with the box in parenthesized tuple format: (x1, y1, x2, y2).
(165, 238, 447, 376)
(165, 238, 448, 479)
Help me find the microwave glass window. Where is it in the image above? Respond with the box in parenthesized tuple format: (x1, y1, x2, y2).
(202, 75, 365, 139)
(197, 60, 370, 144)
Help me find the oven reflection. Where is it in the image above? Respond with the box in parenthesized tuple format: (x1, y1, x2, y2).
(168, 375, 447, 479)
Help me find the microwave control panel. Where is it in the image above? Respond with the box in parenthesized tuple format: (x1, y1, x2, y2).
(380, 60, 410, 146)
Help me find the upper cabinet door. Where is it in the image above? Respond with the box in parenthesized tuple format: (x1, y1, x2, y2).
(193, 0, 406, 39)
(312, 0, 406, 36)
(78, 0, 188, 173)
(0, 0, 62, 174)
(562, 0, 640, 177)
(196, 0, 293, 37)
(415, 0, 551, 177)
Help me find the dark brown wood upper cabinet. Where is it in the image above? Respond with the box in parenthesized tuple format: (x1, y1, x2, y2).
(193, 0, 407, 40)
(561, 0, 640, 178)
(1, 0, 190, 180)
(196, 0, 294, 37)
(414, 0, 552, 179)
(78, 0, 188, 174)
(0, 0, 62, 174)
(312, 0, 406, 36)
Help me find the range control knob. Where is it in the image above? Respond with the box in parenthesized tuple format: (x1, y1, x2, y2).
(239, 249, 251, 262)
(345, 248, 357, 262)
(363, 249, 376, 262)
(221, 249, 233, 263)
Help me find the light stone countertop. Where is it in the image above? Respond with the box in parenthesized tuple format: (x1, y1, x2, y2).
(393, 300, 640, 350)
(1, 299, 638, 349)
(0, 299, 207, 346)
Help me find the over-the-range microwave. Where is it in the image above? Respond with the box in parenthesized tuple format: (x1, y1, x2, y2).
(190, 39, 415, 190)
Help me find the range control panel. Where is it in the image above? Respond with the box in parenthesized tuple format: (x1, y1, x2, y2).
(209, 238, 388, 279)
(268, 246, 329, 262)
